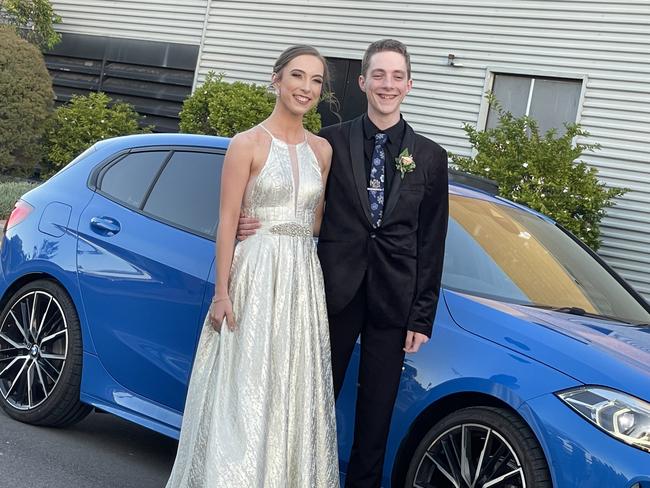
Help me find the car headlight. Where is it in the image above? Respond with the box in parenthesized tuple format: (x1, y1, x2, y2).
(557, 386, 650, 453)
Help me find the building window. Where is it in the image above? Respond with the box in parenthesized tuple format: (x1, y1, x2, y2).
(486, 74, 583, 136)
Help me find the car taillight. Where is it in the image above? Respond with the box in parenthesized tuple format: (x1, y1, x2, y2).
(5, 200, 34, 231)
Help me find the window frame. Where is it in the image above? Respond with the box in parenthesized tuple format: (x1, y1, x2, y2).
(477, 67, 588, 132)
(89, 145, 225, 241)
(93, 148, 172, 210)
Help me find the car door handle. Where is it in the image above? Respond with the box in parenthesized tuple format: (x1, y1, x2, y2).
(90, 217, 121, 236)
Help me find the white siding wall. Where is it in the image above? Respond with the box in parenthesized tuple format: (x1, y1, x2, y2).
(198, 0, 650, 300)
(51, 0, 208, 45)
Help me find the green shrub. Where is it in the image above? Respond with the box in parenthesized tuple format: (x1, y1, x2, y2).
(450, 96, 626, 250)
(0, 181, 39, 219)
(179, 72, 321, 137)
(44, 92, 152, 177)
(0, 0, 62, 50)
(0, 25, 54, 177)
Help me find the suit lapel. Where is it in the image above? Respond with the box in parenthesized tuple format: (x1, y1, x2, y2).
(348, 117, 373, 226)
(382, 123, 416, 222)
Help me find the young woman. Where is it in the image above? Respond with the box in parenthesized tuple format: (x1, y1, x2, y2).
(165, 45, 339, 488)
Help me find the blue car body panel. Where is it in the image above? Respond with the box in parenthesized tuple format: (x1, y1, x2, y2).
(444, 290, 650, 400)
(81, 351, 183, 438)
(77, 190, 214, 411)
(335, 296, 584, 486)
(1, 133, 649, 487)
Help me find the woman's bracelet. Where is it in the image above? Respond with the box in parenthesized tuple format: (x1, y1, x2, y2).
(211, 296, 230, 303)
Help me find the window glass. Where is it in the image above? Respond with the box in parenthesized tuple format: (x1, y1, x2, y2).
(487, 74, 581, 136)
(529, 78, 582, 135)
(442, 194, 650, 325)
(486, 75, 530, 129)
(99, 151, 168, 208)
(143, 151, 222, 236)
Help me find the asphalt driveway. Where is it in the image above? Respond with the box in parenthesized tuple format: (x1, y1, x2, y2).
(0, 409, 177, 488)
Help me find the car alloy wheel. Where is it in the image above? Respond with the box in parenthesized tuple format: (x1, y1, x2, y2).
(406, 406, 551, 488)
(0, 280, 91, 426)
(413, 423, 524, 487)
(0, 290, 67, 410)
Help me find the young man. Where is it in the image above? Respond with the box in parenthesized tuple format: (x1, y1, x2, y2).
(240, 39, 449, 487)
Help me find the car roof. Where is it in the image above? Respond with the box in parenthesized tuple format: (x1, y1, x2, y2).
(93, 133, 555, 224)
(95, 133, 231, 152)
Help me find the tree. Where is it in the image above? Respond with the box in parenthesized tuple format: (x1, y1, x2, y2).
(0, 0, 61, 50)
(180, 72, 322, 137)
(450, 96, 626, 250)
(44, 92, 153, 176)
(0, 25, 54, 177)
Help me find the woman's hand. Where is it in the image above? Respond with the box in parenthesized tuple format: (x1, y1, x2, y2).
(208, 296, 235, 332)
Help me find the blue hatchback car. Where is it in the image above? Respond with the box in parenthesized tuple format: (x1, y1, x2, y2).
(1, 133, 649, 487)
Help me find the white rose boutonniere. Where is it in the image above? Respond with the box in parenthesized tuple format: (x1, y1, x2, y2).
(395, 148, 416, 179)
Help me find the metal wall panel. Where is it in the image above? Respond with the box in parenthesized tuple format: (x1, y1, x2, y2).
(198, 1, 650, 300)
(44, 33, 198, 132)
(51, 0, 208, 45)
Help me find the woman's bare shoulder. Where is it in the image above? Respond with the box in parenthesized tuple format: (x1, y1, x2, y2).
(226, 127, 269, 165)
(230, 126, 265, 147)
(307, 132, 333, 167)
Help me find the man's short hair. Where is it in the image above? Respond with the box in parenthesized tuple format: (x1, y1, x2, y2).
(361, 39, 411, 79)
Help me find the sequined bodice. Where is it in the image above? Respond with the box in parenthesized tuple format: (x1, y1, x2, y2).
(243, 134, 323, 233)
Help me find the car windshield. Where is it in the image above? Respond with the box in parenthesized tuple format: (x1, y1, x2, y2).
(442, 193, 650, 325)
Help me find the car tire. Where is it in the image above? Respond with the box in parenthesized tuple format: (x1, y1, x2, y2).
(405, 406, 551, 488)
(0, 279, 92, 426)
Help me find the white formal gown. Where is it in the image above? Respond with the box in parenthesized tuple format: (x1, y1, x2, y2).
(165, 126, 340, 488)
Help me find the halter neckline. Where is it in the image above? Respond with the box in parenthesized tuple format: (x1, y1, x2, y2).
(259, 124, 308, 146)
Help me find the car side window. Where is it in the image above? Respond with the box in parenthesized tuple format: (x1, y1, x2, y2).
(142, 150, 223, 237)
(99, 151, 169, 208)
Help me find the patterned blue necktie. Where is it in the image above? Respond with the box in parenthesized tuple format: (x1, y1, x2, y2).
(368, 132, 388, 227)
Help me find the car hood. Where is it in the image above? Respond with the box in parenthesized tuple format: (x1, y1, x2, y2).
(443, 289, 650, 402)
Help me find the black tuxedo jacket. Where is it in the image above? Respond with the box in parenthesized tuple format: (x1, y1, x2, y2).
(318, 116, 449, 337)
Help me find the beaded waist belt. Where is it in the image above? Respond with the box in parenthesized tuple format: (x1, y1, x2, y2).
(268, 222, 313, 238)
